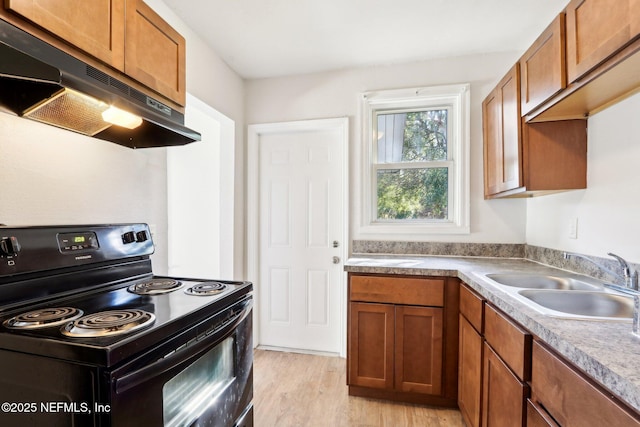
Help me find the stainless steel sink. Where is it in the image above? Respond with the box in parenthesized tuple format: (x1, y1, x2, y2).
(518, 290, 634, 319)
(486, 274, 602, 291)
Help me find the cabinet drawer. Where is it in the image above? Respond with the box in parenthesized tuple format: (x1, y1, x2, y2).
(484, 304, 531, 381)
(350, 275, 444, 306)
(459, 284, 484, 333)
(531, 341, 640, 427)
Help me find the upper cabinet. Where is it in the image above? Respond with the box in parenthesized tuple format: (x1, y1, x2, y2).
(125, 0, 186, 107)
(5, 0, 126, 70)
(526, 0, 640, 122)
(483, 64, 587, 199)
(483, 65, 522, 197)
(520, 14, 566, 116)
(2, 0, 186, 107)
(484, 0, 640, 197)
(565, 0, 640, 83)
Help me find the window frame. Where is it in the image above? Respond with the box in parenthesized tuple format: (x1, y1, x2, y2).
(358, 84, 470, 236)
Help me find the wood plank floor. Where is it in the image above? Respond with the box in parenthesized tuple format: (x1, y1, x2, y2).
(253, 349, 465, 427)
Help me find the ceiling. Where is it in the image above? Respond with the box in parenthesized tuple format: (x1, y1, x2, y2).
(163, 0, 568, 80)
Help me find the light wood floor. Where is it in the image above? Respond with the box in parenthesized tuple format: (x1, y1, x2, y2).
(253, 349, 465, 427)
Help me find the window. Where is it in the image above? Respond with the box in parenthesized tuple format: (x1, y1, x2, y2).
(358, 85, 470, 236)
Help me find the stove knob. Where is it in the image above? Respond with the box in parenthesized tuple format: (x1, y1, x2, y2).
(0, 236, 21, 257)
(136, 230, 149, 242)
(122, 231, 136, 244)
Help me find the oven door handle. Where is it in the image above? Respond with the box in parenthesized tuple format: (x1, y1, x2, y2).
(115, 297, 252, 395)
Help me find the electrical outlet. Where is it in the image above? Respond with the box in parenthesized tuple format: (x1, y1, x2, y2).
(568, 217, 578, 239)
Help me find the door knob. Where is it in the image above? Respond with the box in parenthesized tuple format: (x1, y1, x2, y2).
(332, 256, 341, 264)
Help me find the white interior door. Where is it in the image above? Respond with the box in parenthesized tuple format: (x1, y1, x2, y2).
(249, 118, 347, 355)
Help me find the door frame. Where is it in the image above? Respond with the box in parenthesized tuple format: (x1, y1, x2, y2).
(247, 117, 349, 357)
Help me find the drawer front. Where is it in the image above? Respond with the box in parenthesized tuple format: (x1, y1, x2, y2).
(350, 275, 444, 306)
(531, 341, 640, 427)
(484, 304, 531, 381)
(459, 284, 484, 332)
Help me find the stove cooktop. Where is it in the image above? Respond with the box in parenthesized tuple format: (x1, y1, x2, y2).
(0, 276, 252, 367)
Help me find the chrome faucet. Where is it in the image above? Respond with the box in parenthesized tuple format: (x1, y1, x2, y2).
(563, 252, 639, 291)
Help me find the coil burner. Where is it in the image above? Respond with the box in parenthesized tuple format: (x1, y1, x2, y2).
(128, 279, 183, 295)
(61, 309, 155, 338)
(3, 307, 84, 330)
(184, 282, 228, 296)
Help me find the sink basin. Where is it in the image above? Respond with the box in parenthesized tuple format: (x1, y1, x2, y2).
(486, 274, 602, 291)
(518, 290, 634, 319)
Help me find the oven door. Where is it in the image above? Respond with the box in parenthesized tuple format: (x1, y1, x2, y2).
(109, 296, 253, 427)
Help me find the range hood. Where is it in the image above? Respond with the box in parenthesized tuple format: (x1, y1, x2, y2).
(0, 19, 200, 149)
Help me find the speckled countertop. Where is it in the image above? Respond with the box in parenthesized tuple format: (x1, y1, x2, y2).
(345, 255, 640, 413)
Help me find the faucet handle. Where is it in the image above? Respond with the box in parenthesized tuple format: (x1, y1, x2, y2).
(607, 252, 631, 276)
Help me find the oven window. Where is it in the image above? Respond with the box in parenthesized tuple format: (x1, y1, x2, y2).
(163, 336, 235, 427)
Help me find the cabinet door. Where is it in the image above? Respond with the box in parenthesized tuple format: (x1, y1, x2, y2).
(526, 400, 559, 427)
(520, 14, 566, 115)
(566, 0, 640, 83)
(482, 343, 527, 427)
(6, 0, 125, 70)
(348, 302, 394, 390)
(483, 64, 522, 198)
(125, 0, 186, 106)
(394, 305, 443, 395)
(458, 315, 483, 427)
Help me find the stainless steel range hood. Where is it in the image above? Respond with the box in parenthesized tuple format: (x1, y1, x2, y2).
(0, 19, 200, 149)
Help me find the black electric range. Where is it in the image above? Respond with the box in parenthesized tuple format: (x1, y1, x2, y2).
(0, 223, 254, 427)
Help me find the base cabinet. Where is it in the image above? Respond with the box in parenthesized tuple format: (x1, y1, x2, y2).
(458, 284, 485, 427)
(458, 283, 531, 427)
(458, 315, 483, 427)
(347, 274, 458, 406)
(482, 342, 528, 427)
(530, 341, 640, 427)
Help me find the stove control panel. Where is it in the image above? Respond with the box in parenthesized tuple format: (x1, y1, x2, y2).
(0, 224, 155, 277)
(57, 232, 100, 253)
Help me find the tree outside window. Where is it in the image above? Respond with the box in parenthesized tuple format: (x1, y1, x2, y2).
(376, 110, 450, 221)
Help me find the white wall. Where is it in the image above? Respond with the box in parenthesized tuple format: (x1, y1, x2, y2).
(167, 94, 236, 280)
(146, 0, 247, 279)
(526, 92, 640, 264)
(245, 52, 528, 244)
(0, 114, 170, 270)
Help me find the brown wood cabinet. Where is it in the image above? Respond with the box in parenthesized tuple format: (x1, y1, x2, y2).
(125, 0, 186, 106)
(5, 0, 126, 70)
(458, 284, 485, 427)
(483, 66, 588, 199)
(530, 341, 640, 427)
(458, 283, 532, 427)
(3, 0, 186, 107)
(520, 14, 566, 116)
(482, 342, 528, 427)
(482, 305, 531, 427)
(458, 315, 483, 427)
(483, 64, 522, 197)
(566, 0, 640, 83)
(349, 302, 444, 395)
(347, 274, 459, 406)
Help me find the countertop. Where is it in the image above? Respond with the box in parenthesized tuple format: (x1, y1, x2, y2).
(345, 255, 640, 413)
